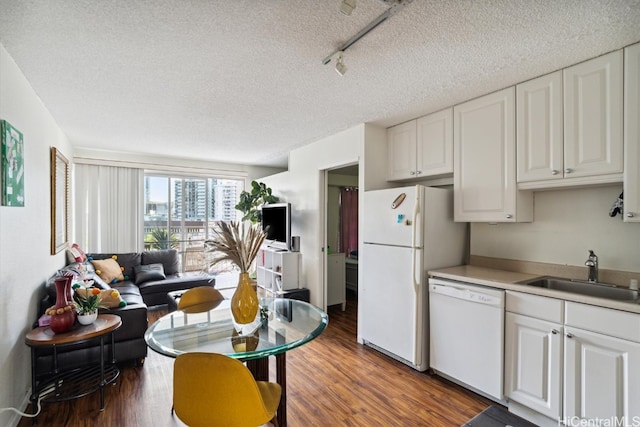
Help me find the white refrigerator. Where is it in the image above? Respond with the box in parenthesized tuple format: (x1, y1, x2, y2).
(360, 185, 467, 371)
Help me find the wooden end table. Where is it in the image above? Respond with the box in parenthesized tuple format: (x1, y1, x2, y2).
(25, 314, 122, 421)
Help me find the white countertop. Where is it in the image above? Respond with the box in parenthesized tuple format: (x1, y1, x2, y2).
(429, 265, 640, 315)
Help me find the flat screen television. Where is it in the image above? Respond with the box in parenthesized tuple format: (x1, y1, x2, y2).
(261, 203, 291, 251)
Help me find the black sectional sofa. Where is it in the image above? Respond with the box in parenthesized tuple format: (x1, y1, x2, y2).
(36, 249, 215, 372)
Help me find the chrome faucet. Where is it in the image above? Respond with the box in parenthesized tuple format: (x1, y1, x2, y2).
(585, 250, 598, 283)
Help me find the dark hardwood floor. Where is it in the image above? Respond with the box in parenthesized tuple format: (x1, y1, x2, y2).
(19, 291, 491, 426)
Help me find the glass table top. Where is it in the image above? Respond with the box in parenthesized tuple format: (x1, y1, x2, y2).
(144, 298, 328, 361)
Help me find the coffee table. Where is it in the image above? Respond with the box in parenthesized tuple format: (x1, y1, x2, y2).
(145, 297, 328, 427)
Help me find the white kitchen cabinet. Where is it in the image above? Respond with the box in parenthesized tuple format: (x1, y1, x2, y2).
(563, 301, 640, 423)
(505, 292, 563, 420)
(516, 71, 564, 184)
(256, 247, 300, 291)
(506, 291, 640, 425)
(517, 51, 624, 189)
(505, 313, 562, 420)
(454, 87, 533, 222)
(564, 327, 640, 422)
(624, 42, 640, 222)
(387, 108, 453, 181)
(563, 50, 623, 180)
(326, 253, 346, 310)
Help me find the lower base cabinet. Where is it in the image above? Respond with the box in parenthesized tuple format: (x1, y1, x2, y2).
(505, 292, 640, 425)
(564, 326, 640, 422)
(505, 312, 562, 420)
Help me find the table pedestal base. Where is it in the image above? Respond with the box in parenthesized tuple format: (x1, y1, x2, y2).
(247, 353, 287, 427)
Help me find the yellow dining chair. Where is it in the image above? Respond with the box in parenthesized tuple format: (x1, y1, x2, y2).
(177, 286, 224, 313)
(173, 352, 281, 427)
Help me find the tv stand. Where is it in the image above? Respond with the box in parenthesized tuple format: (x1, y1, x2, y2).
(256, 246, 301, 291)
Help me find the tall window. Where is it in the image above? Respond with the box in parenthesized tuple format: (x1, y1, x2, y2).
(144, 174, 243, 270)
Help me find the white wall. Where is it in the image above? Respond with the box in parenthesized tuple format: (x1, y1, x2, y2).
(0, 44, 74, 425)
(471, 185, 640, 272)
(262, 124, 387, 308)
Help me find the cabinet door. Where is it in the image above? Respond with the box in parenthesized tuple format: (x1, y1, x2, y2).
(564, 50, 623, 178)
(564, 327, 640, 421)
(387, 121, 417, 180)
(517, 71, 564, 183)
(416, 108, 453, 177)
(625, 43, 640, 222)
(505, 313, 562, 419)
(454, 87, 529, 222)
(326, 254, 346, 308)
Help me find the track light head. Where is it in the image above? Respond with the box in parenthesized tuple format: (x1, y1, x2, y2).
(340, 0, 356, 15)
(334, 52, 347, 76)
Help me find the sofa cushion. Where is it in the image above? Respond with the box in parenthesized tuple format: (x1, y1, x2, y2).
(91, 258, 124, 284)
(88, 252, 141, 279)
(142, 249, 179, 275)
(134, 263, 166, 285)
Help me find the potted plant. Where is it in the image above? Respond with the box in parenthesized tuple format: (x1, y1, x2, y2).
(205, 221, 266, 329)
(72, 285, 104, 325)
(235, 181, 279, 224)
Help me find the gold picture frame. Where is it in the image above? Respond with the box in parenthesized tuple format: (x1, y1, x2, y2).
(51, 147, 69, 254)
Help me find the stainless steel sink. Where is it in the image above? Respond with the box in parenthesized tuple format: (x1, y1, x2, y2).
(517, 276, 639, 301)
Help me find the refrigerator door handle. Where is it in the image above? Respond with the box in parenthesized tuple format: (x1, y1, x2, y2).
(412, 246, 423, 366)
(412, 247, 422, 289)
(411, 186, 422, 248)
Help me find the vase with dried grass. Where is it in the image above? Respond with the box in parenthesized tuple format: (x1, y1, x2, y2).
(205, 221, 266, 330)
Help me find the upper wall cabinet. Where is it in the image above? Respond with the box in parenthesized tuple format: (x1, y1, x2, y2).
(625, 43, 640, 223)
(516, 71, 564, 183)
(387, 108, 453, 181)
(454, 87, 533, 222)
(518, 50, 624, 189)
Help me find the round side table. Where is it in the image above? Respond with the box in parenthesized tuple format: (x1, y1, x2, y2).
(25, 314, 122, 419)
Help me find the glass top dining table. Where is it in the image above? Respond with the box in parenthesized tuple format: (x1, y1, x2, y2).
(144, 296, 328, 427)
(145, 297, 328, 360)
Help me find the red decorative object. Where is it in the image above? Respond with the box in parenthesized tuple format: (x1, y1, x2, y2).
(49, 276, 77, 334)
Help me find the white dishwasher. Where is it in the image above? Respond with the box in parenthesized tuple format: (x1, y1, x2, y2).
(429, 278, 505, 401)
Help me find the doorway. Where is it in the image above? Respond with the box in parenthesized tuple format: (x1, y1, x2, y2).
(324, 164, 359, 327)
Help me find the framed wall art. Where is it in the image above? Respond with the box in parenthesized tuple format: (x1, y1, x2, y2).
(1, 120, 25, 206)
(51, 147, 69, 254)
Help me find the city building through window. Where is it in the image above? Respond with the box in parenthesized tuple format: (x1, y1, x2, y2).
(144, 174, 243, 271)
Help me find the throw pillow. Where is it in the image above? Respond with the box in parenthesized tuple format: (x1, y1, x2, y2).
(74, 287, 127, 308)
(91, 258, 124, 284)
(99, 288, 127, 308)
(134, 263, 166, 285)
(66, 243, 88, 264)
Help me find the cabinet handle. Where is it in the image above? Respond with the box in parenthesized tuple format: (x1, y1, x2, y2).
(564, 168, 573, 174)
(551, 329, 559, 335)
(566, 333, 574, 339)
(505, 214, 513, 219)
(627, 212, 635, 218)
(416, 170, 422, 175)
(410, 171, 416, 175)
(551, 170, 559, 175)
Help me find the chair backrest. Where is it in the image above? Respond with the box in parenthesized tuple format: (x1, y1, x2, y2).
(173, 352, 280, 427)
(177, 286, 224, 313)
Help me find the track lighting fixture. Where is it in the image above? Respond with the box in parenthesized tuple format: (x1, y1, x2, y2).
(340, 0, 356, 16)
(323, 0, 413, 73)
(334, 52, 347, 76)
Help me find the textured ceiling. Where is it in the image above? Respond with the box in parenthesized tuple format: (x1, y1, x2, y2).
(1, 1, 639, 167)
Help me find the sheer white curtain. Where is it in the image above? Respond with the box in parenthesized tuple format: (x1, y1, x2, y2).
(73, 164, 144, 253)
